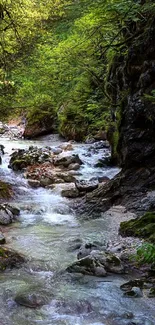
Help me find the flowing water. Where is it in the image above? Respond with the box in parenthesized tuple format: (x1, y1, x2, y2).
(0, 134, 155, 325)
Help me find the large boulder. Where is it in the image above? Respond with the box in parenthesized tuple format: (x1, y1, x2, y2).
(67, 250, 125, 276)
(23, 114, 56, 139)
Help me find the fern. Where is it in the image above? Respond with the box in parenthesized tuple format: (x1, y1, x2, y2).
(136, 243, 155, 264)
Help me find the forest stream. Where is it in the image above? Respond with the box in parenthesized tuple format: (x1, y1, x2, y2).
(0, 131, 155, 325)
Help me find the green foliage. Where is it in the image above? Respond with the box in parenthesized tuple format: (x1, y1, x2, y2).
(1, 0, 155, 139)
(136, 243, 155, 264)
(144, 90, 155, 104)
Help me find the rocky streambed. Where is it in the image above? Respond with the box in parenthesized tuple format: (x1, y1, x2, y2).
(0, 129, 155, 325)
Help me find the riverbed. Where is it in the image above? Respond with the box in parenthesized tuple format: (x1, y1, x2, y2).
(0, 134, 155, 325)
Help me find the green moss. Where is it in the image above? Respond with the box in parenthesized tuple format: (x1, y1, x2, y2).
(119, 212, 155, 243)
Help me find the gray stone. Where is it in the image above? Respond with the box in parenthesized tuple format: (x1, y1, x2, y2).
(0, 208, 13, 225)
(54, 154, 82, 168)
(0, 204, 20, 225)
(61, 186, 79, 198)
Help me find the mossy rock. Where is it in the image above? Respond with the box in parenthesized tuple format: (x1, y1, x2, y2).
(0, 181, 12, 199)
(0, 247, 25, 271)
(11, 158, 30, 171)
(119, 212, 155, 243)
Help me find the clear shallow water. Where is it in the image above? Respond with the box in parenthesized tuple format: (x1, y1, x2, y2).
(0, 135, 155, 325)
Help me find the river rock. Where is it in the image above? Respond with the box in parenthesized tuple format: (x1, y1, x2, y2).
(53, 154, 82, 168)
(0, 247, 25, 271)
(123, 287, 143, 298)
(67, 238, 83, 252)
(94, 157, 112, 168)
(61, 183, 80, 198)
(89, 140, 110, 150)
(28, 179, 40, 188)
(60, 143, 73, 151)
(0, 231, 6, 244)
(75, 180, 98, 192)
(40, 177, 54, 187)
(0, 204, 20, 225)
(148, 287, 155, 298)
(55, 299, 93, 315)
(120, 279, 144, 291)
(15, 291, 47, 308)
(66, 255, 107, 276)
(56, 172, 76, 183)
(67, 250, 124, 276)
(77, 243, 101, 259)
(97, 176, 110, 184)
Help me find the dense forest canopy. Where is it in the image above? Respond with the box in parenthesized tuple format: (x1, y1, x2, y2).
(0, 0, 155, 140)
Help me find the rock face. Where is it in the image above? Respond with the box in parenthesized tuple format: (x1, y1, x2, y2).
(76, 14, 155, 217)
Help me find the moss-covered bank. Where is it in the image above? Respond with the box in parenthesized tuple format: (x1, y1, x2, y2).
(119, 212, 155, 243)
